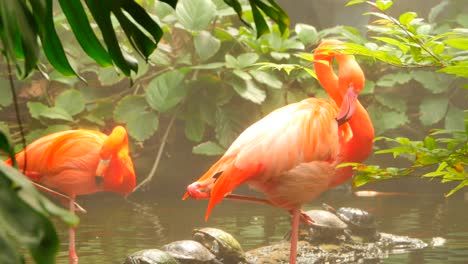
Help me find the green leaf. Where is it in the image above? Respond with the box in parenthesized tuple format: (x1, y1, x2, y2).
(250, 70, 282, 89)
(193, 141, 225, 155)
(375, 93, 407, 112)
(249, 0, 270, 37)
(399, 12, 417, 26)
(146, 71, 188, 112)
(126, 111, 159, 141)
(376, 0, 393, 11)
(361, 80, 375, 95)
(55, 89, 85, 116)
(372, 36, 409, 53)
(0, 0, 39, 78)
(237, 53, 259, 68)
(194, 31, 221, 61)
(368, 105, 409, 134)
(185, 115, 205, 142)
(295, 23, 318, 45)
(57, 0, 112, 67)
(345, 0, 366, 6)
(438, 65, 468, 78)
(412, 71, 453, 93)
(376, 72, 412, 87)
(114, 95, 148, 123)
(444, 105, 465, 131)
(176, 0, 216, 31)
(27, 102, 48, 119)
(40, 107, 74, 121)
(0, 162, 79, 264)
(84, 0, 138, 75)
(252, 0, 289, 36)
(0, 79, 13, 107)
(30, 0, 78, 76)
(444, 38, 468, 50)
(419, 96, 449, 126)
(229, 77, 266, 104)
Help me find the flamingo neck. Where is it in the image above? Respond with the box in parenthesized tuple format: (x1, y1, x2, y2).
(314, 47, 374, 188)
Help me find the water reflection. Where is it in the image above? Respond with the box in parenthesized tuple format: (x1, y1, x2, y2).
(52, 190, 468, 264)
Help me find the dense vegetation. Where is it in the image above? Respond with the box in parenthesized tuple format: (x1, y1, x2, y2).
(0, 0, 466, 262)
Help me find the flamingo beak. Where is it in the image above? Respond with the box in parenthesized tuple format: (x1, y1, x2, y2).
(336, 85, 358, 126)
(95, 158, 110, 186)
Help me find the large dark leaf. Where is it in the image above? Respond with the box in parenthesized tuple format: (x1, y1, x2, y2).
(0, 0, 39, 78)
(30, 0, 77, 76)
(0, 128, 78, 264)
(223, 0, 289, 37)
(58, 0, 113, 67)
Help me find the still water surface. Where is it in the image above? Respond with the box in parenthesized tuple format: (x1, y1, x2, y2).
(52, 187, 468, 264)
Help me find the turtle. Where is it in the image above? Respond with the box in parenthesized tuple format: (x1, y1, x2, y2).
(160, 240, 222, 264)
(192, 227, 246, 263)
(124, 249, 178, 264)
(299, 210, 349, 243)
(323, 203, 380, 241)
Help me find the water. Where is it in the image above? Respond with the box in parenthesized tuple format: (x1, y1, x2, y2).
(52, 186, 468, 264)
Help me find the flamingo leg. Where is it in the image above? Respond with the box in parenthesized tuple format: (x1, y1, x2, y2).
(68, 195, 78, 264)
(290, 207, 301, 264)
(224, 194, 314, 226)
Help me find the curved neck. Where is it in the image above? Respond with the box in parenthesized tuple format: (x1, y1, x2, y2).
(314, 43, 375, 187)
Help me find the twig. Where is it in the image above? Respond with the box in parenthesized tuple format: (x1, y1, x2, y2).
(132, 108, 179, 193)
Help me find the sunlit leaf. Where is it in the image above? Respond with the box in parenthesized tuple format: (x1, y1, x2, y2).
(192, 141, 225, 155)
(295, 23, 318, 45)
(176, 0, 216, 31)
(399, 12, 417, 26)
(376, 0, 393, 11)
(55, 89, 85, 116)
(444, 38, 468, 50)
(195, 31, 221, 61)
(345, 0, 366, 7)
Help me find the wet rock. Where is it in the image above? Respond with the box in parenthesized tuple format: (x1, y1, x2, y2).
(124, 249, 178, 264)
(245, 232, 429, 264)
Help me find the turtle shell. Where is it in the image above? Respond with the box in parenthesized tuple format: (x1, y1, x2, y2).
(306, 210, 348, 230)
(335, 207, 376, 231)
(124, 249, 178, 264)
(160, 240, 220, 264)
(192, 227, 246, 263)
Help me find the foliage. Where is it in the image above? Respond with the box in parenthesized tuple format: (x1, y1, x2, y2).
(0, 130, 79, 264)
(0, 0, 288, 78)
(340, 0, 468, 194)
(0, 0, 466, 193)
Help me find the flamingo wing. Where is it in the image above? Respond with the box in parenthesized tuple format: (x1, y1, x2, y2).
(187, 97, 345, 219)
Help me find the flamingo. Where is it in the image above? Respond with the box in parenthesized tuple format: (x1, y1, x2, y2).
(6, 125, 136, 264)
(183, 39, 374, 263)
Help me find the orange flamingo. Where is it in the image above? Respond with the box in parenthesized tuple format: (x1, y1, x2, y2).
(6, 125, 136, 264)
(183, 39, 374, 263)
